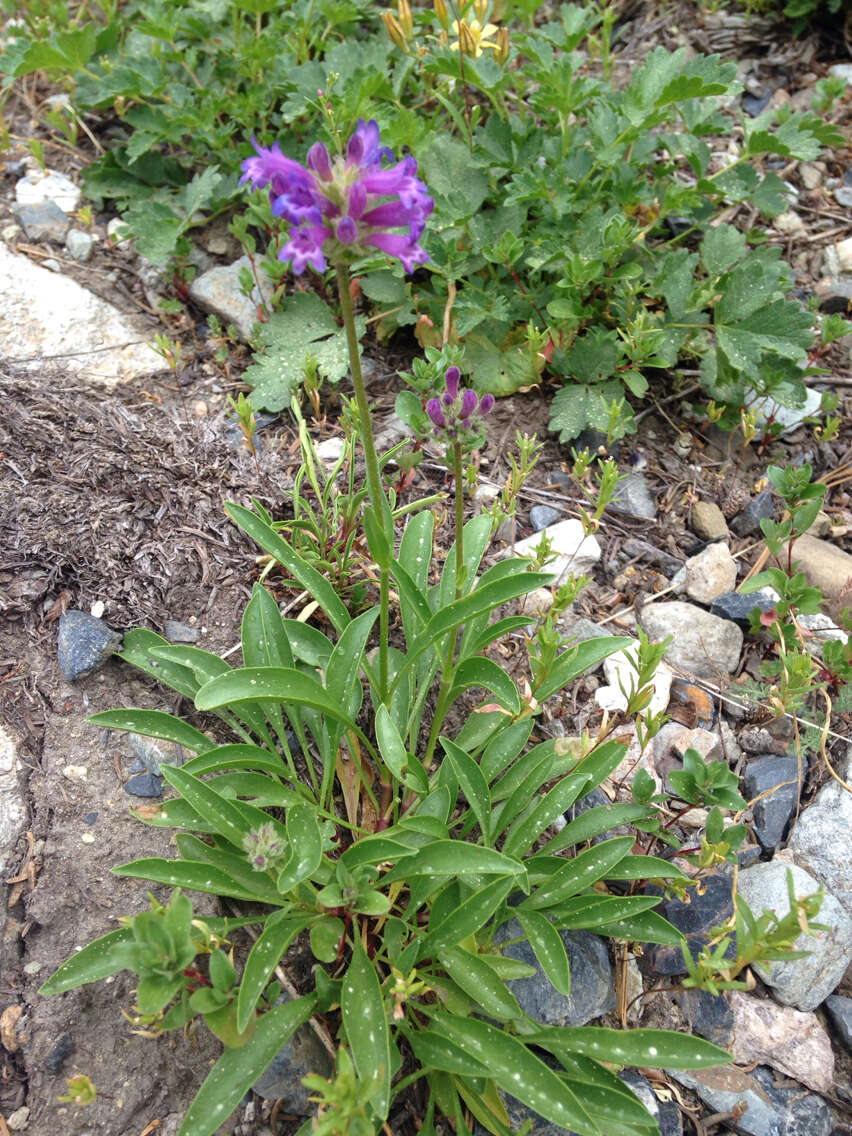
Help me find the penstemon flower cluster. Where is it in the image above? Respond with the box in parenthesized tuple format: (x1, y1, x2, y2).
(426, 364, 494, 448)
(240, 118, 433, 274)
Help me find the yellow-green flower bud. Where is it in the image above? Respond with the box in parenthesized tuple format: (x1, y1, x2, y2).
(434, 0, 449, 31)
(397, 0, 413, 38)
(494, 25, 509, 64)
(382, 10, 410, 52)
(457, 19, 477, 56)
(473, 0, 488, 22)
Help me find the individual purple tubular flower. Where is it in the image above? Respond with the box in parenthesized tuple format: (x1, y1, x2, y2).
(426, 366, 494, 448)
(240, 119, 433, 275)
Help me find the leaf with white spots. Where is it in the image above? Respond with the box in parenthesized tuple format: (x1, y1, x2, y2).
(428, 1011, 602, 1136)
(520, 836, 634, 911)
(111, 858, 276, 903)
(88, 708, 210, 753)
(530, 1026, 732, 1070)
(178, 996, 314, 1136)
(341, 938, 391, 1123)
(516, 910, 572, 997)
(236, 912, 311, 1033)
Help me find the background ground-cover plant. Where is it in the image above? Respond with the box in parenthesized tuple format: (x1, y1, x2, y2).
(2, 1, 846, 437)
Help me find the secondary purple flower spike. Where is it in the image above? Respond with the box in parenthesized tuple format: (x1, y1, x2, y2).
(427, 366, 494, 450)
(240, 119, 432, 275)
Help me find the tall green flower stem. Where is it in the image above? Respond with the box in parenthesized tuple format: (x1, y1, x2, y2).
(335, 261, 391, 704)
(423, 441, 466, 769)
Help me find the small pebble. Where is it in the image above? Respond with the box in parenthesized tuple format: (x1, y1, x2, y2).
(6, 1106, 29, 1131)
(44, 1033, 75, 1075)
(529, 504, 560, 531)
(23, 961, 43, 976)
(124, 772, 164, 798)
(42, 258, 61, 272)
(90, 600, 105, 619)
(62, 765, 88, 780)
(57, 609, 123, 680)
(164, 619, 201, 644)
(65, 229, 94, 262)
(81, 832, 95, 844)
(83, 812, 97, 825)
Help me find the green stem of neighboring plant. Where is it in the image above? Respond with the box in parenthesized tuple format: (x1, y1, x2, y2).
(335, 260, 390, 702)
(424, 443, 467, 767)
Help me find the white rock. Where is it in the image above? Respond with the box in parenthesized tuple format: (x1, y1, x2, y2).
(797, 611, 848, 658)
(518, 587, 555, 617)
(506, 519, 601, 581)
(828, 63, 852, 85)
(107, 217, 132, 244)
(188, 255, 275, 341)
(746, 386, 824, 435)
(0, 242, 163, 385)
(833, 234, 852, 274)
(596, 639, 673, 718)
(684, 542, 737, 605)
(65, 228, 94, 262)
(0, 727, 26, 877)
(786, 748, 852, 917)
(799, 163, 822, 190)
(315, 437, 345, 464)
(773, 209, 804, 235)
(639, 601, 743, 679)
(15, 167, 80, 213)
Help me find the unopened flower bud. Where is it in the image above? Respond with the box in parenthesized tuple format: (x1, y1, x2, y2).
(434, 0, 449, 30)
(397, 0, 414, 37)
(460, 388, 478, 419)
(457, 19, 477, 56)
(445, 365, 460, 399)
(426, 398, 445, 428)
(480, 393, 495, 414)
(494, 26, 509, 64)
(307, 141, 333, 180)
(382, 10, 410, 51)
(473, 0, 488, 22)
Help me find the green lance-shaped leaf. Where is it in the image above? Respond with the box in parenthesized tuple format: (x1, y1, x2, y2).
(541, 803, 655, 855)
(242, 583, 294, 668)
(429, 1011, 601, 1136)
(534, 636, 633, 702)
(502, 773, 592, 859)
(111, 858, 279, 903)
(516, 910, 572, 997)
(183, 744, 292, 778)
(39, 927, 135, 995)
(194, 667, 360, 736)
(534, 1026, 731, 1070)
(276, 803, 323, 894)
(416, 877, 514, 960)
(325, 607, 378, 713)
(375, 704, 428, 793)
(438, 947, 522, 1021)
(447, 657, 521, 717)
(342, 937, 391, 1123)
(161, 764, 251, 849)
(178, 996, 315, 1136)
(118, 628, 199, 699)
(88, 708, 210, 753)
(225, 502, 351, 633)
(405, 1027, 490, 1078)
(546, 894, 664, 931)
(236, 913, 311, 1033)
(378, 840, 526, 888)
(442, 737, 493, 844)
(521, 836, 635, 911)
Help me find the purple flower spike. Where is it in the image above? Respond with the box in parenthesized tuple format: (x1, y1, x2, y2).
(426, 398, 445, 428)
(240, 122, 432, 275)
(445, 366, 460, 399)
(480, 394, 495, 415)
(460, 388, 478, 419)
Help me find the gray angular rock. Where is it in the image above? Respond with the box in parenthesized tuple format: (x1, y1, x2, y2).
(529, 504, 560, 531)
(674, 988, 734, 1047)
(608, 472, 656, 520)
(736, 861, 852, 1011)
(690, 501, 728, 541)
(684, 542, 737, 605)
(639, 601, 743, 679)
(13, 200, 69, 242)
(710, 590, 777, 629)
(15, 166, 80, 212)
(57, 610, 122, 679)
(732, 489, 775, 536)
(254, 1023, 332, 1112)
(786, 765, 852, 917)
(824, 994, 852, 1050)
(743, 755, 805, 852)
(642, 865, 735, 977)
(494, 919, 615, 1026)
(163, 619, 201, 644)
(668, 1064, 832, 1136)
(124, 772, 163, 798)
(189, 255, 275, 341)
(620, 1070, 682, 1136)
